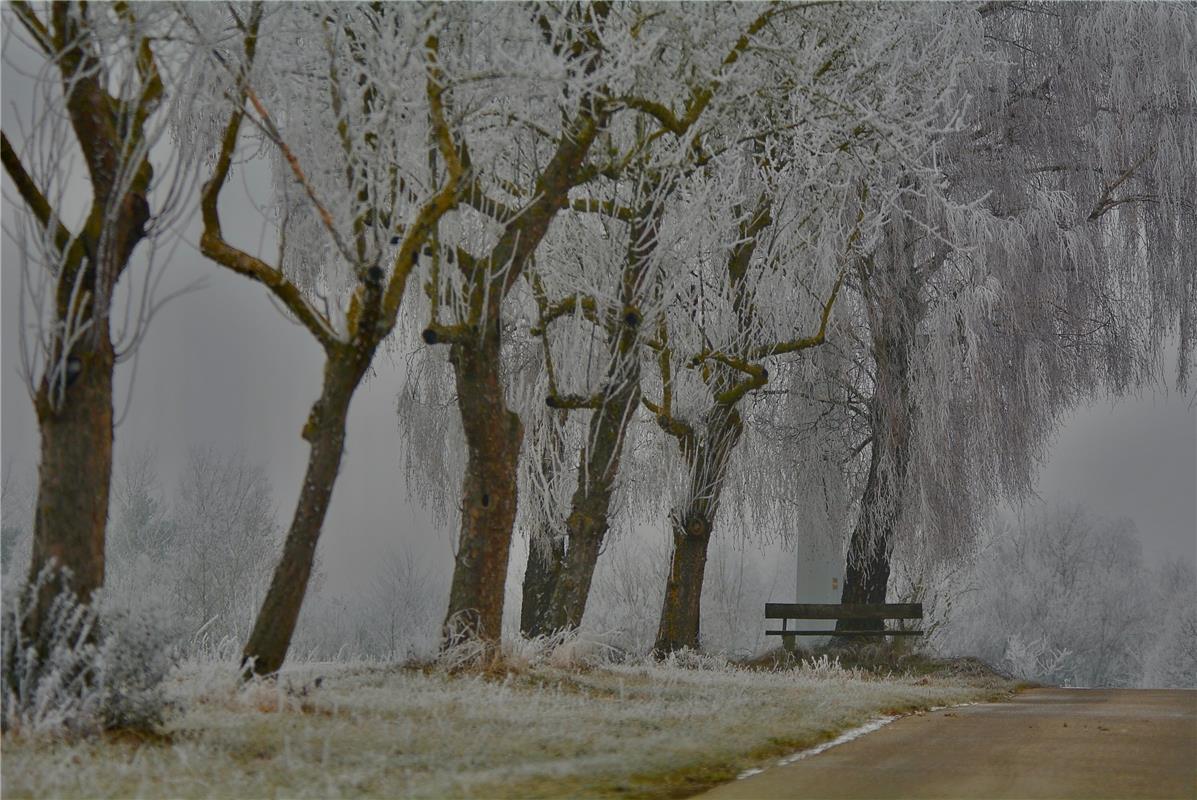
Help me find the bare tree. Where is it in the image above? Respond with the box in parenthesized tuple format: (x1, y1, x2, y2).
(172, 447, 278, 641)
(2, 2, 201, 639)
(187, 2, 465, 675)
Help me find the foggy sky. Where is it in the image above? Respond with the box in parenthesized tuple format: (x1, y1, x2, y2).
(2, 40, 1193, 598)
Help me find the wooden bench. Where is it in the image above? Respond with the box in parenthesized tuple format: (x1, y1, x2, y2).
(765, 603, 924, 646)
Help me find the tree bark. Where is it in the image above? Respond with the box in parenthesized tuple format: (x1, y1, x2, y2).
(241, 352, 368, 676)
(655, 404, 743, 653)
(540, 202, 658, 633)
(27, 320, 115, 632)
(837, 430, 894, 633)
(655, 511, 714, 653)
(541, 359, 640, 633)
(520, 526, 564, 637)
(442, 321, 524, 646)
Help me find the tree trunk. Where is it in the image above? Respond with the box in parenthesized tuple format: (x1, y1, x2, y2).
(541, 201, 657, 634)
(837, 432, 893, 633)
(11, 16, 154, 638)
(655, 510, 715, 653)
(241, 353, 366, 676)
(26, 320, 115, 635)
(655, 404, 743, 653)
(442, 322, 524, 647)
(837, 240, 922, 635)
(542, 348, 641, 633)
(520, 525, 563, 637)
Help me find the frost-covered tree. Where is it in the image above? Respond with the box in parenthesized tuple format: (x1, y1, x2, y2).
(635, 3, 984, 653)
(171, 447, 278, 640)
(184, 3, 466, 675)
(1140, 561, 1197, 689)
(415, 1, 616, 647)
(936, 506, 1189, 688)
(99, 448, 279, 648)
(411, 3, 799, 648)
(520, 0, 847, 637)
(519, 170, 690, 635)
(2, 2, 201, 638)
(834, 2, 1197, 619)
(103, 448, 175, 623)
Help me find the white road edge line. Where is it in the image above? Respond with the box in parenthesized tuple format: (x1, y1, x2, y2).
(735, 702, 982, 781)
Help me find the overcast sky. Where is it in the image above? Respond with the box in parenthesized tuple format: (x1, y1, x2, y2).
(2, 39, 1193, 598)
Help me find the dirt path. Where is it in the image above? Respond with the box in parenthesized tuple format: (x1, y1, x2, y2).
(696, 688, 1197, 800)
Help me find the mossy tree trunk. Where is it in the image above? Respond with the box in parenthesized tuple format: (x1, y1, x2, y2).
(241, 348, 373, 676)
(3, 3, 159, 641)
(28, 318, 116, 625)
(520, 524, 565, 637)
(655, 403, 744, 653)
(437, 109, 607, 650)
(540, 202, 660, 634)
(443, 314, 525, 644)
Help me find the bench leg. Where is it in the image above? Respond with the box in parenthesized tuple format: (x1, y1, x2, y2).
(782, 634, 796, 653)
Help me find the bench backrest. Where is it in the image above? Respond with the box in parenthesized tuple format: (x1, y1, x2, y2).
(764, 603, 923, 621)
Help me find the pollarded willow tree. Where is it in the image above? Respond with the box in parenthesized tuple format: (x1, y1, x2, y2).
(637, 2, 987, 653)
(414, 1, 618, 647)
(413, 2, 803, 647)
(182, 2, 470, 675)
(517, 0, 815, 637)
(832, 2, 1197, 622)
(517, 172, 674, 637)
(1, 2, 202, 639)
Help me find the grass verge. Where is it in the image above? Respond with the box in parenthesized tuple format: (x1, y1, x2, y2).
(1, 652, 1016, 799)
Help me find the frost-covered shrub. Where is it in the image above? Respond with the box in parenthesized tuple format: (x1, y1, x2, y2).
(2, 569, 176, 736)
(1000, 633, 1073, 686)
(2, 573, 98, 735)
(799, 654, 848, 679)
(92, 604, 176, 731)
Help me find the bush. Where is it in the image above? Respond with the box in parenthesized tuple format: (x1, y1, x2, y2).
(2, 568, 176, 737)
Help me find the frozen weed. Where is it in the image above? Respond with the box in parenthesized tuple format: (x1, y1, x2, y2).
(2, 569, 175, 737)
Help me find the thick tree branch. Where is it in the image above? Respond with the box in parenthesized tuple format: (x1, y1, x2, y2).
(198, 14, 340, 351)
(1088, 146, 1158, 221)
(545, 392, 603, 410)
(750, 267, 845, 360)
(570, 196, 634, 222)
(616, 3, 780, 139)
(530, 294, 603, 335)
(1, 131, 77, 258)
(9, 1, 55, 56)
(378, 34, 466, 328)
